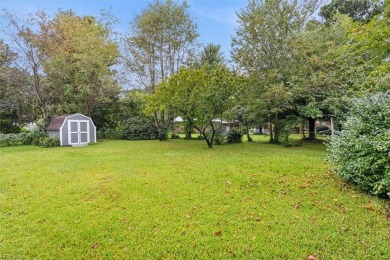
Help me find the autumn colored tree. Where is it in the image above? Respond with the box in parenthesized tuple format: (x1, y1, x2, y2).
(40, 11, 119, 117)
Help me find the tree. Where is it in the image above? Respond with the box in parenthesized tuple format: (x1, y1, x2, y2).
(232, 0, 320, 143)
(147, 66, 243, 148)
(199, 43, 225, 69)
(39, 11, 120, 117)
(292, 15, 354, 141)
(319, 0, 384, 24)
(347, 0, 390, 90)
(124, 0, 198, 91)
(1, 10, 50, 122)
(124, 0, 198, 140)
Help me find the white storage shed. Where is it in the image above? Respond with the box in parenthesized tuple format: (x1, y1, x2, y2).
(46, 114, 96, 146)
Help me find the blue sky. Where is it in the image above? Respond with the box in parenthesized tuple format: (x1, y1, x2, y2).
(0, 0, 247, 59)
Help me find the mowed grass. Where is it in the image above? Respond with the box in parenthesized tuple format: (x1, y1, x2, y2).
(0, 140, 389, 259)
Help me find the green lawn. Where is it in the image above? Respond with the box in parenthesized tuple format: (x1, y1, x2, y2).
(0, 140, 389, 259)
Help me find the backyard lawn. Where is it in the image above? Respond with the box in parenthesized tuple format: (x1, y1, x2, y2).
(0, 139, 389, 259)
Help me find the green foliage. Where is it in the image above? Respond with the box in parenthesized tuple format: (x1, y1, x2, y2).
(0, 133, 22, 146)
(328, 92, 390, 198)
(213, 133, 225, 145)
(125, 0, 198, 91)
(122, 116, 158, 140)
(147, 66, 244, 148)
(348, 1, 390, 88)
(319, 0, 383, 24)
(0, 109, 20, 134)
(38, 136, 60, 148)
(0, 130, 49, 147)
(40, 11, 120, 116)
(226, 129, 242, 144)
(96, 127, 123, 140)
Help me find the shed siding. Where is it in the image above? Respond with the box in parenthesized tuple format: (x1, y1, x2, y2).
(47, 130, 59, 138)
(61, 120, 69, 145)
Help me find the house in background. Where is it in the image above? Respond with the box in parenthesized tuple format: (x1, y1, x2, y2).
(46, 114, 96, 146)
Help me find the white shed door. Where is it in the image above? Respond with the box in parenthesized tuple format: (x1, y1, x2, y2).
(68, 120, 90, 145)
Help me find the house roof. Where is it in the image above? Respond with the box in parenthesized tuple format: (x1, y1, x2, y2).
(46, 114, 74, 131)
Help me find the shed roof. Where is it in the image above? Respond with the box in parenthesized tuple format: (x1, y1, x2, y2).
(46, 114, 74, 131)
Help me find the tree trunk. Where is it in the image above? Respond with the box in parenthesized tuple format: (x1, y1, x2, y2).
(201, 128, 213, 148)
(269, 115, 274, 143)
(271, 113, 279, 144)
(33, 67, 48, 123)
(301, 118, 306, 139)
(307, 117, 316, 141)
(185, 120, 192, 139)
(245, 119, 253, 142)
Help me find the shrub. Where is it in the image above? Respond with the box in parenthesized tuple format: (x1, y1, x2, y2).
(39, 136, 60, 148)
(226, 129, 242, 144)
(0, 131, 51, 147)
(122, 116, 158, 140)
(0, 133, 22, 147)
(213, 133, 225, 145)
(97, 127, 123, 140)
(327, 92, 390, 198)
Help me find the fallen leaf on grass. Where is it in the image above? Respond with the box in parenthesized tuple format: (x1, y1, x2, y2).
(307, 253, 317, 260)
(214, 230, 222, 237)
(292, 203, 301, 210)
(92, 242, 99, 249)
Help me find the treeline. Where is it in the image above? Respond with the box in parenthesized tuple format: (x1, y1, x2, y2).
(0, 0, 389, 147)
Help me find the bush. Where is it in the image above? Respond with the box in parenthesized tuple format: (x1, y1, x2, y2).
(227, 129, 242, 144)
(327, 92, 390, 198)
(213, 133, 225, 145)
(122, 116, 158, 140)
(0, 133, 22, 146)
(39, 136, 60, 148)
(0, 131, 55, 148)
(97, 127, 123, 140)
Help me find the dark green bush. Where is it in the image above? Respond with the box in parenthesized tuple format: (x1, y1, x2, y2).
(328, 92, 390, 198)
(122, 116, 158, 140)
(39, 136, 60, 148)
(97, 128, 123, 140)
(227, 129, 242, 144)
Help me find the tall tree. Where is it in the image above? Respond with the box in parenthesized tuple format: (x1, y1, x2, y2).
(291, 16, 354, 140)
(232, 0, 320, 143)
(39, 11, 119, 117)
(199, 43, 225, 69)
(347, 0, 390, 90)
(1, 10, 50, 122)
(124, 0, 198, 139)
(124, 0, 198, 91)
(319, 0, 384, 24)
